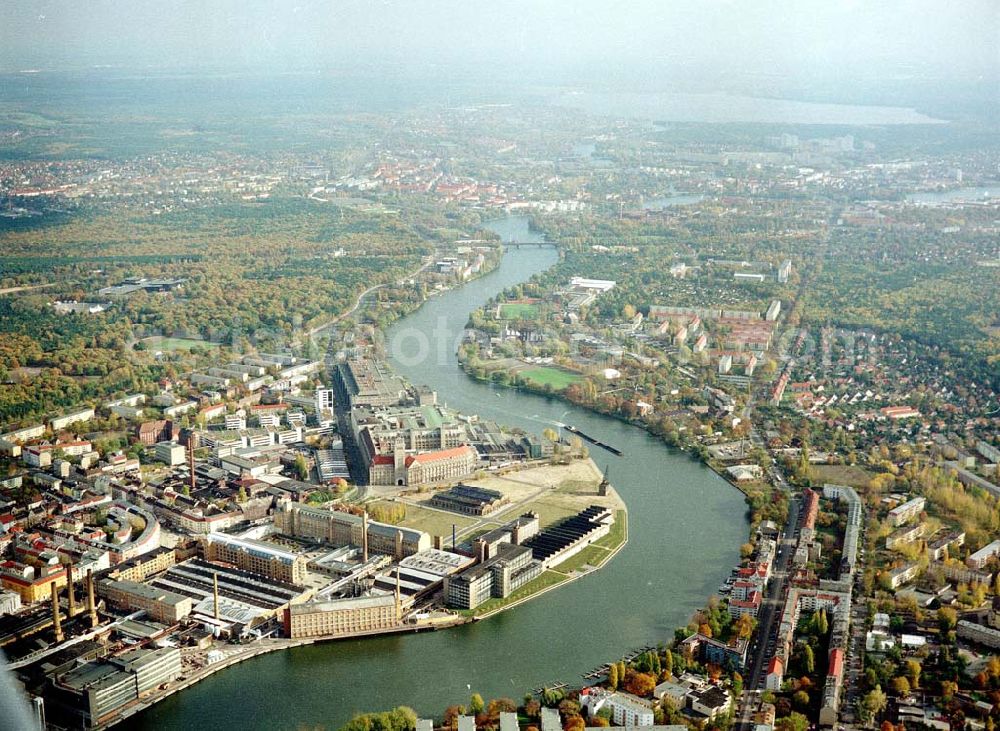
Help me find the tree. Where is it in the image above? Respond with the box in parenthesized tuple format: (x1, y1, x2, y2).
(339, 706, 417, 731)
(662, 650, 673, 678)
(563, 717, 584, 731)
(624, 671, 657, 698)
(734, 613, 754, 640)
(444, 707, 466, 731)
(891, 677, 910, 697)
(487, 698, 517, 718)
(558, 699, 580, 721)
(904, 659, 921, 688)
(858, 686, 887, 726)
(812, 609, 828, 636)
(793, 690, 810, 710)
(802, 644, 815, 674)
(938, 607, 957, 633)
(470, 694, 485, 716)
(294, 452, 310, 481)
(775, 712, 808, 731)
(523, 699, 541, 720)
(608, 662, 619, 690)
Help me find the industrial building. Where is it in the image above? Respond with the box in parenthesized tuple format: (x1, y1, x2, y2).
(148, 558, 307, 627)
(284, 593, 399, 639)
(201, 533, 308, 585)
(50, 647, 182, 728)
(524, 505, 615, 568)
(99, 579, 192, 624)
(444, 543, 541, 610)
(335, 359, 409, 409)
(427, 484, 508, 516)
(275, 502, 431, 558)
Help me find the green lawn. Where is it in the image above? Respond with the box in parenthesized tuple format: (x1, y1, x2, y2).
(138, 336, 220, 352)
(811, 464, 874, 489)
(552, 543, 611, 573)
(458, 570, 569, 617)
(519, 367, 582, 390)
(374, 500, 478, 538)
(593, 510, 627, 550)
(499, 303, 539, 319)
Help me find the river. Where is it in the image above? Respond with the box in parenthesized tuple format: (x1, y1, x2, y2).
(124, 215, 748, 731)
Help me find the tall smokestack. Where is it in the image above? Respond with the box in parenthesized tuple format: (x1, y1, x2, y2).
(213, 572, 220, 620)
(395, 529, 403, 561)
(86, 569, 97, 628)
(362, 511, 369, 562)
(51, 585, 63, 643)
(66, 565, 76, 618)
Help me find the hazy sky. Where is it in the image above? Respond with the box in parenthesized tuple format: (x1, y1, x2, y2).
(1, 0, 996, 85)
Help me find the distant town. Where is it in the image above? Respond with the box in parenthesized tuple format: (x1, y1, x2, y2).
(1, 62, 998, 731)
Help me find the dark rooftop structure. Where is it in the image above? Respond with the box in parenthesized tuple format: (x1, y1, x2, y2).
(524, 505, 613, 564)
(427, 484, 507, 516)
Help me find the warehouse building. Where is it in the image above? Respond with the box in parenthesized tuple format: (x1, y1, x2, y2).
(284, 594, 399, 639)
(427, 484, 508, 516)
(99, 579, 192, 624)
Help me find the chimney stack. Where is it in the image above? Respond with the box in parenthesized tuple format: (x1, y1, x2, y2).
(66, 565, 77, 618)
(86, 569, 97, 628)
(51, 585, 63, 643)
(213, 572, 220, 620)
(395, 529, 403, 561)
(362, 511, 369, 562)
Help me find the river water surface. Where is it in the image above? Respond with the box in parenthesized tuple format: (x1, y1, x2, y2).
(126, 215, 747, 731)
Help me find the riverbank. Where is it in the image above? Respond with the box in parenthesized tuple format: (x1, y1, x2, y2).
(127, 222, 748, 731)
(369, 457, 630, 619)
(105, 617, 468, 730)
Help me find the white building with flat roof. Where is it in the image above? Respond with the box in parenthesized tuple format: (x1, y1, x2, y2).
(155, 441, 186, 467)
(570, 276, 616, 292)
(967, 540, 1000, 569)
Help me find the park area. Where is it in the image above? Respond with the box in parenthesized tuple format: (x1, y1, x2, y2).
(137, 336, 220, 353)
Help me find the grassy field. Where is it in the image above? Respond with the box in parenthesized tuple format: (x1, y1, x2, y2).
(593, 509, 627, 550)
(519, 367, 582, 390)
(373, 499, 478, 538)
(499, 303, 539, 319)
(811, 464, 874, 489)
(552, 544, 611, 574)
(458, 570, 568, 618)
(139, 336, 220, 352)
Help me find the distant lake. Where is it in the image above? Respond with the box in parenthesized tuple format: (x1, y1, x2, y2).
(571, 142, 614, 166)
(555, 90, 946, 125)
(907, 185, 1000, 205)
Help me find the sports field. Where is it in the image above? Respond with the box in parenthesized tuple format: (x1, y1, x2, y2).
(519, 366, 581, 390)
(499, 302, 539, 319)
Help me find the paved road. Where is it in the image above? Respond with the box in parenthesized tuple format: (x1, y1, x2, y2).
(736, 472, 799, 731)
(308, 252, 438, 338)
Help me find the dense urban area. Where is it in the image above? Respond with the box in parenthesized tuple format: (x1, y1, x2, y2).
(0, 67, 998, 731)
